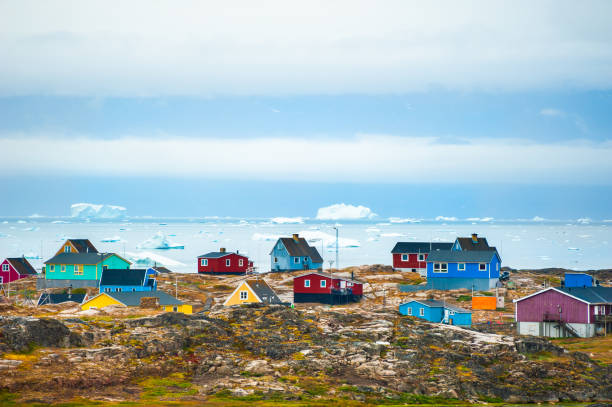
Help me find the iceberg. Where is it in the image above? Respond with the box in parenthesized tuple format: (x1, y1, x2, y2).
(465, 217, 494, 222)
(271, 217, 304, 224)
(576, 218, 592, 224)
(125, 251, 185, 268)
(101, 236, 123, 243)
(435, 216, 458, 222)
(28, 213, 44, 218)
(316, 203, 376, 220)
(51, 220, 69, 224)
(389, 217, 420, 223)
(136, 231, 184, 250)
(532, 216, 546, 222)
(70, 203, 127, 219)
(298, 230, 360, 248)
(568, 247, 580, 251)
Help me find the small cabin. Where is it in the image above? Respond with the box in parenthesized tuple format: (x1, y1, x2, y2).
(0, 257, 37, 284)
(198, 248, 253, 274)
(293, 272, 363, 304)
(270, 234, 323, 272)
(81, 291, 192, 314)
(223, 279, 282, 306)
(399, 299, 472, 327)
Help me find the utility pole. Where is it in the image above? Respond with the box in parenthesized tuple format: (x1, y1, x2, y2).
(333, 226, 339, 272)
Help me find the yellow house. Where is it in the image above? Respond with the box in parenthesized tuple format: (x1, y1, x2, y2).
(82, 291, 192, 314)
(223, 279, 282, 306)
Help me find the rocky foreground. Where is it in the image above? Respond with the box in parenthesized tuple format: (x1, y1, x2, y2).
(1, 305, 611, 405)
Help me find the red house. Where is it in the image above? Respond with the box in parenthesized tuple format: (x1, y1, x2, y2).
(391, 242, 453, 276)
(293, 272, 363, 304)
(0, 257, 37, 284)
(197, 248, 253, 274)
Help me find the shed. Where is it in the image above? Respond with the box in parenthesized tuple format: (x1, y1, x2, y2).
(223, 279, 282, 306)
(399, 299, 471, 327)
(564, 273, 593, 288)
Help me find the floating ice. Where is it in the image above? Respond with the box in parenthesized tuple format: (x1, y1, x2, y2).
(567, 247, 580, 251)
(23, 227, 40, 232)
(17, 220, 26, 224)
(466, 217, 494, 222)
(136, 231, 184, 250)
(316, 203, 376, 220)
(380, 233, 405, 237)
(125, 251, 185, 267)
(251, 233, 281, 241)
(389, 217, 420, 223)
(71, 203, 127, 219)
(532, 216, 546, 222)
(28, 214, 44, 218)
(298, 230, 360, 248)
(101, 236, 123, 243)
(435, 216, 458, 222)
(576, 218, 592, 224)
(271, 217, 304, 224)
(51, 220, 69, 224)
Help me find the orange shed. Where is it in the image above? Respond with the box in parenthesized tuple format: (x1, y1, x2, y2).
(472, 296, 497, 310)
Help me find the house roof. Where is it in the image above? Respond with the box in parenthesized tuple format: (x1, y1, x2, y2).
(426, 250, 498, 263)
(245, 279, 282, 304)
(296, 271, 363, 284)
(100, 269, 148, 286)
(151, 266, 172, 273)
(37, 293, 87, 306)
(514, 286, 612, 305)
(103, 291, 183, 306)
(6, 257, 37, 275)
(44, 252, 130, 265)
(401, 299, 471, 313)
(455, 236, 491, 251)
(391, 242, 453, 254)
(198, 251, 234, 258)
(272, 237, 323, 263)
(67, 239, 98, 253)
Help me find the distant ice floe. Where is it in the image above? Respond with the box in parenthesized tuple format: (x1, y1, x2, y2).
(70, 203, 127, 219)
(568, 247, 580, 251)
(24, 252, 42, 259)
(51, 220, 69, 224)
(17, 220, 27, 224)
(28, 214, 44, 218)
(389, 217, 420, 224)
(23, 227, 40, 232)
(316, 203, 376, 220)
(270, 217, 304, 224)
(532, 216, 546, 222)
(125, 251, 185, 267)
(576, 218, 592, 224)
(251, 233, 281, 242)
(136, 231, 184, 249)
(435, 216, 458, 222)
(465, 217, 494, 222)
(299, 230, 360, 248)
(101, 236, 124, 243)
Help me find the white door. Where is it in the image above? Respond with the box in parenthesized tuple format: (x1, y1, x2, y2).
(340, 281, 346, 288)
(443, 309, 450, 323)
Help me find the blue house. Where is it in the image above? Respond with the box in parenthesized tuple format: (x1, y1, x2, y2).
(99, 268, 157, 293)
(399, 299, 472, 327)
(563, 273, 593, 288)
(426, 250, 501, 290)
(270, 234, 323, 272)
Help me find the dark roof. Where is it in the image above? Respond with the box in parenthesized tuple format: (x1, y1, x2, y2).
(151, 266, 172, 273)
(557, 286, 612, 304)
(246, 279, 282, 304)
(44, 252, 124, 265)
(38, 293, 87, 306)
(67, 239, 98, 253)
(391, 242, 453, 254)
(7, 257, 37, 275)
(272, 237, 323, 263)
(402, 299, 471, 313)
(198, 251, 233, 258)
(104, 291, 183, 306)
(100, 269, 147, 286)
(427, 250, 498, 263)
(297, 272, 363, 284)
(456, 236, 491, 251)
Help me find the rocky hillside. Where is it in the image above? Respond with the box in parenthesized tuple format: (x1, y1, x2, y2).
(1, 305, 611, 405)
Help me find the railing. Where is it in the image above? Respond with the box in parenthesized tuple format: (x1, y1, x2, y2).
(542, 312, 579, 337)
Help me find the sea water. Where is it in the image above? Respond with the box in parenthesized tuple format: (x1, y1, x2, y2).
(0, 218, 610, 274)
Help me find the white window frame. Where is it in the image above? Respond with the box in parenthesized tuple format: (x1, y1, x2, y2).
(419, 308, 425, 316)
(433, 263, 447, 273)
(401, 254, 408, 261)
(226, 259, 231, 267)
(407, 307, 412, 316)
(418, 254, 425, 262)
(458, 263, 465, 271)
(239, 259, 244, 267)
(294, 257, 300, 264)
(117, 288, 122, 292)
(201, 259, 208, 267)
(74, 264, 83, 275)
(320, 279, 327, 288)
(303, 257, 308, 263)
(240, 290, 248, 300)
(479, 263, 487, 271)
(304, 279, 310, 288)
(2, 264, 8, 272)
(64, 245, 71, 253)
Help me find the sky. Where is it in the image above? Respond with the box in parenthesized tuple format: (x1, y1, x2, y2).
(1, 1, 612, 219)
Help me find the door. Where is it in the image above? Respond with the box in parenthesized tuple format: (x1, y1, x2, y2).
(340, 281, 346, 289)
(443, 309, 450, 323)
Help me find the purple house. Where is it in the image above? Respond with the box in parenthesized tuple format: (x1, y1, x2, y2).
(514, 286, 612, 338)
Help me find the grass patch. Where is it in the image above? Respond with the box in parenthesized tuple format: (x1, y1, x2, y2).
(456, 295, 471, 302)
(138, 372, 197, 401)
(553, 335, 612, 365)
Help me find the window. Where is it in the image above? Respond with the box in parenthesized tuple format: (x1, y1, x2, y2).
(132, 288, 136, 292)
(2, 264, 8, 271)
(105, 288, 111, 292)
(201, 259, 208, 267)
(449, 311, 455, 315)
(458, 263, 465, 271)
(239, 259, 244, 267)
(50, 265, 55, 272)
(496, 263, 499, 271)
(74, 265, 83, 275)
(61, 265, 66, 272)
(240, 291, 248, 300)
(407, 307, 412, 316)
(418, 254, 425, 262)
(294, 257, 300, 264)
(320, 280, 327, 288)
(401, 254, 408, 261)
(479, 263, 487, 271)
(419, 308, 425, 316)
(274, 257, 278, 263)
(304, 279, 310, 288)
(64, 246, 71, 253)
(304, 257, 308, 263)
(433, 263, 447, 273)
(226, 259, 231, 267)
(173, 306, 178, 312)
(117, 288, 122, 292)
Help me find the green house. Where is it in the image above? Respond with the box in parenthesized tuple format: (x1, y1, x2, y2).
(40, 252, 131, 289)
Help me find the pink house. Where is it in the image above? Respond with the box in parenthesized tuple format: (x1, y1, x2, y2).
(0, 257, 38, 284)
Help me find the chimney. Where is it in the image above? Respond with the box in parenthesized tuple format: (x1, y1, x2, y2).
(292, 233, 299, 241)
(236, 250, 239, 254)
(471, 233, 478, 243)
(220, 248, 226, 253)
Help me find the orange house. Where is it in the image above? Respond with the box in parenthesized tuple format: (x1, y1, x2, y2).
(472, 296, 497, 310)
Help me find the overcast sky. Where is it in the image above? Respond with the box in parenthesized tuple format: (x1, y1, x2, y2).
(1, 1, 611, 217)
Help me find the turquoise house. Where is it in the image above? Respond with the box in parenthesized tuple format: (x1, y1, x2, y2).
(399, 299, 472, 327)
(270, 234, 323, 272)
(41, 252, 131, 289)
